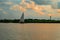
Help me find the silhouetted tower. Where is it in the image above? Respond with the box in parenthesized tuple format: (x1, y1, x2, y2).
(50, 16, 52, 20)
(19, 12, 24, 23)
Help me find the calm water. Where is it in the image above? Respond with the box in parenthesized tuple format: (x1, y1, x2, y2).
(0, 23, 60, 40)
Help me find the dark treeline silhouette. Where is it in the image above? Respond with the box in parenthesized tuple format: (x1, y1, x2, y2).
(24, 19, 60, 23)
(0, 19, 20, 23)
(0, 19, 60, 23)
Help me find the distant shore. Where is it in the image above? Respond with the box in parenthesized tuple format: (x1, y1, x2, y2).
(0, 19, 60, 23)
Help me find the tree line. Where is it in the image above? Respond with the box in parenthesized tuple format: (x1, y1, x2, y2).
(0, 19, 60, 23)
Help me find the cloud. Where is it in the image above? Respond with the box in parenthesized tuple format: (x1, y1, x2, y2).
(33, 0, 52, 5)
(47, 9, 60, 17)
(10, 0, 45, 14)
(56, 9, 60, 13)
(10, 0, 58, 15)
(4, 2, 13, 5)
(47, 13, 55, 16)
(42, 5, 55, 13)
(33, 0, 60, 9)
(3, 11, 8, 14)
(10, 5, 18, 10)
(0, 2, 3, 4)
(0, 8, 3, 11)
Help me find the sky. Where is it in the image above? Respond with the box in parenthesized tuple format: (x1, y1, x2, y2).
(0, 0, 60, 20)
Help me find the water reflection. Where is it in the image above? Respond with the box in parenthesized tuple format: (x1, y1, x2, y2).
(24, 23, 59, 40)
(0, 23, 60, 40)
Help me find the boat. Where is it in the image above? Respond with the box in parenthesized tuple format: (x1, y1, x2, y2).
(19, 12, 24, 23)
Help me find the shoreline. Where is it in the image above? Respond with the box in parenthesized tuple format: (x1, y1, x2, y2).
(0, 23, 60, 24)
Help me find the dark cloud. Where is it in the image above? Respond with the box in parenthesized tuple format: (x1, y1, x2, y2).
(33, 0, 52, 5)
(33, 0, 60, 9)
(57, 2, 60, 9)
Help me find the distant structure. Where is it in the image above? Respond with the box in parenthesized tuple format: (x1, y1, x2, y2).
(19, 12, 24, 23)
(50, 16, 52, 20)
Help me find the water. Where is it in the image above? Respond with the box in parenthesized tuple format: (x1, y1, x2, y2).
(0, 23, 60, 40)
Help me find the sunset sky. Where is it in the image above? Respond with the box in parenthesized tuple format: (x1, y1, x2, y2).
(0, 0, 60, 20)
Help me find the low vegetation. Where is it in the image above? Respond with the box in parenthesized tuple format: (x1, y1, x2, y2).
(0, 19, 60, 23)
